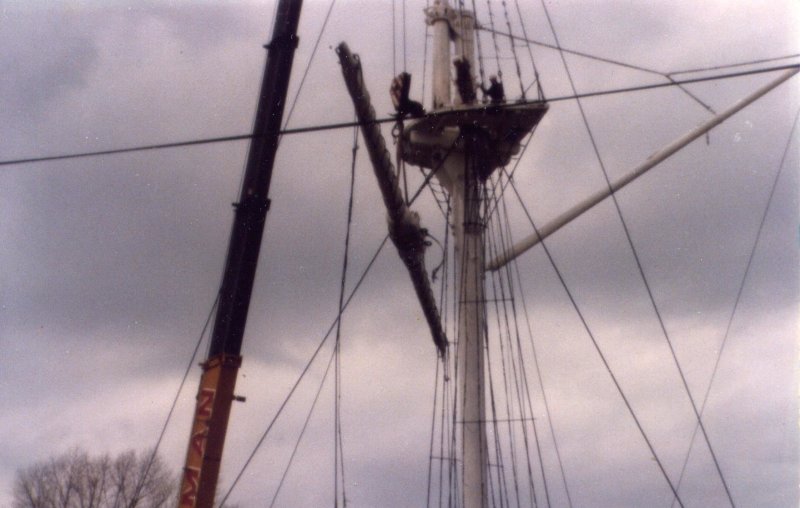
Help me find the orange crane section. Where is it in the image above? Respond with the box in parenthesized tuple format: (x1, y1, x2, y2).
(177, 1, 303, 506)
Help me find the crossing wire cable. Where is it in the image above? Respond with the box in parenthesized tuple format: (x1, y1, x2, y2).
(490, 185, 554, 506)
(668, 107, 800, 508)
(476, 24, 715, 111)
(216, 235, 389, 507)
(499, 0, 526, 100)
(485, 0, 504, 81)
(477, 27, 798, 110)
(269, 342, 337, 508)
(668, 53, 800, 76)
(403, 0, 407, 71)
(485, 242, 533, 508)
(425, 357, 441, 508)
(487, 180, 550, 507)
(485, 204, 528, 508)
(498, 169, 575, 508)
(483, 246, 524, 508)
(392, 0, 397, 76)
(503, 176, 687, 507)
(427, 196, 451, 508)
(478, 183, 516, 507)
(512, 0, 544, 100)
(538, 1, 736, 504)
(282, 0, 338, 131)
(439, 201, 455, 508)
(2, 63, 796, 171)
(128, 293, 220, 508)
(469, 0, 487, 89)
(333, 119, 359, 508)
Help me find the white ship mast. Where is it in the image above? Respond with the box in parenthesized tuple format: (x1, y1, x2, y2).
(403, 2, 546, 505)
(340, 2, 797, 506)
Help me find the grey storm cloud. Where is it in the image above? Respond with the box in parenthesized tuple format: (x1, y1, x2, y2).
(1, 1, 797, 507)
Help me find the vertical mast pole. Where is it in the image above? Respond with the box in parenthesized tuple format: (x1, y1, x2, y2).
(177, 1, 303, 507)
(410, 5, 544, 505)
(454, 140, 490, 508)
(429, 0, 452, 109)
(426, 2, 488, 505)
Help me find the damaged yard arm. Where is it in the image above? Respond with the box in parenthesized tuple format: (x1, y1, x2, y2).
(336, 42, 448, 357)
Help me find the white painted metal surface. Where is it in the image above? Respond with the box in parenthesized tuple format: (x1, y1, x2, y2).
(427, 0, 452, 110)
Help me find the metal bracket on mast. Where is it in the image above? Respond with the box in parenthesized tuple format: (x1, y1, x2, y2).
(336, 42, 448, 357)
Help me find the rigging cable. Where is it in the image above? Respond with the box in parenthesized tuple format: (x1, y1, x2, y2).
(668, 107, 800, 507)
(503, 176, 686, 507)
(487, 182, 548, 506)
(440, 200, 456, 508)
(128, 293, 220, 508)
(269, 343, 338, 508)
(428, 196, 451, 508)
(485, 0, 504, 82)
(2, 63, 797, 171)
(490, 184, 553, 506)
(392, 0, 397, 76)
(421, 0, 431, 104)
(484, 249, 531, 508)
(333, 119, 360, 508)
(484, 345, 512, 508)
(499, 0, 526, 100)
(482, 262, 518, 508)
(511, 0, 543, 100)
(538, 1, 745, 503)
(403, 0, 408, 72)
(279, 64, 799, 134)
(485, 125, 539, 220)
(485, 205, 528, 508)
(282, 0, 338, 130)
(474, 28, 797, 114)
(426, 357, 442, 508)
(216, 235, 390, 507)
(485, 19, 715, 112)
(470, 0, 487, 89)
(668, 53, 800, 76)
(537, 0, 735, 503)
(499, 169, 575, 508)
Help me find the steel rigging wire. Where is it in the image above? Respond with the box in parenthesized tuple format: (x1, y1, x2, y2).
(128, 294, 220, 508)
(215, 236, 389, 507)
(5, 7, 794, 504)
(489, 183, 555, 506)
(333, 118, 359, 508)
(2, 64, 796, 171)
(486, 186, 555, 507)
(537, 0, 735, 503)
(495, 167, 575, 508)
(269, 342, 337, 508)
(133, 2, 343, 504)
(216, 139, 464, 504)
(502, 175, 687, 508)
(668, 107, 800, 507)
(511, 0, 543, 100)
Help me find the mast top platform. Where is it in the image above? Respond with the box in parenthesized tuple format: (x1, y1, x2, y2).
(400, 101, 548, 176)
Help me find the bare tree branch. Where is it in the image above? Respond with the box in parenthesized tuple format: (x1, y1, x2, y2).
(12, 448, 175, 508)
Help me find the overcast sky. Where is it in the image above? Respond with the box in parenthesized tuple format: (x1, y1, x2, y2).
(1, 1, 798, 507)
